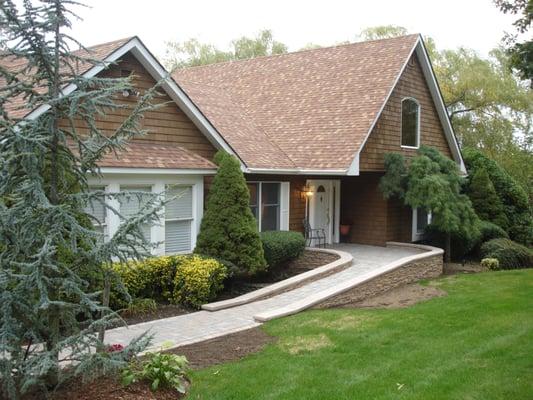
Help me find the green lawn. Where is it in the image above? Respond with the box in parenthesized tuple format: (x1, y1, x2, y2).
(188, 270, 533, 399)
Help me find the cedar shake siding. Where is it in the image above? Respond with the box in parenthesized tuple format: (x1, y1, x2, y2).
(59, 52, 218, 162)
(359, 54, 453, 171)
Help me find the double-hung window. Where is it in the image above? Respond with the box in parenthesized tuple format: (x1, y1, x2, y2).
(401, 98, 420, 148)
(119, 186, 152, 243)
(412, 207, 431, 242)
(84, 188, 107, 239)
(165, 185, 193, 254)
(248, 182, 281, 232)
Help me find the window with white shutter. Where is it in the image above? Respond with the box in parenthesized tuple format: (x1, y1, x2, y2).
(165, 186, 193, 254)
(119, 186, 152, 243)
(85, 188, 107, 239)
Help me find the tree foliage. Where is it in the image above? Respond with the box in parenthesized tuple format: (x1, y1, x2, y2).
(164, 29, 287, 69)
(380, 147, 479, 261)
(358, 25, 409, 41)
(494, 0, 533, 84)
(467, 168, 509, 229)
(194, 151, 266, 277)
(463, 148, 532, 245)
(0, 1, 163, 397)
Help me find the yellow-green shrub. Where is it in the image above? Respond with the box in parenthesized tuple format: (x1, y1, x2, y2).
(173, 255, 227, 308)
(110, 255, 185, 308)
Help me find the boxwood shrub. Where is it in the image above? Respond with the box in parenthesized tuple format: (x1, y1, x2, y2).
(110, 254, 227, 309)
(173, 255, 227, 308)
(260, 231, 306, 269)
(480, 238, 533, 270)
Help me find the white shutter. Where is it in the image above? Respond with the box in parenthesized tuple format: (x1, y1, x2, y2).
(165, 185, 194, 254)
(165, 187, 193, 219)
(165, 220, 192, 253)
(119, 186, 152, 242)
(280, 182, 290, 231)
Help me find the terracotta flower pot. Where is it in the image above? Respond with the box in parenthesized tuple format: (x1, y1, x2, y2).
(340, 224, 351, 236)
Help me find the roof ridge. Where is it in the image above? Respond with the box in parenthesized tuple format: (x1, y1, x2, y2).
(175, 33, 421, 73)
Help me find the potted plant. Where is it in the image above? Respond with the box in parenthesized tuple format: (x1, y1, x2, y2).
(340, 221, 352, 236)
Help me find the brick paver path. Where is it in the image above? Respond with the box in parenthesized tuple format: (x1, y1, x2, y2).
(105, 244, 421, 350)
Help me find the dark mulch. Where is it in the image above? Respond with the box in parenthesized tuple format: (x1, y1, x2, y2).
(46, 377, 184, 400)
(217, 250, 340, 300)
(168, 327, 276, 369)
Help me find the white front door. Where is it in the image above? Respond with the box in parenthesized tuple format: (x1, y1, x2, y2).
(307, 179, 340, 245)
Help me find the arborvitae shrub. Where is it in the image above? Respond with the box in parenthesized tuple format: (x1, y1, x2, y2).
(467, 168, 508, 229)
(463, 148, 532, 246)
(194, 151, 266, 277)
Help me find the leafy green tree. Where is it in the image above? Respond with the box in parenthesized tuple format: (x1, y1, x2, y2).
(0, 1, 162, 397)
(194, 151, 266, 277)
(380, 147, 479, 262)
(463, 148, 532, 245)
(494, 0, 533, 85)
(358, 25, 409, 41)
(164, 29, 287, 69)
(467, 168, 509, 229)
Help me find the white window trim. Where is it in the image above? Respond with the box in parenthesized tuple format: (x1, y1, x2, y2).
(412, 207, 432, 242)
(248, 181, 290, 232)
(400, 97, 421, 150)
(89, 174, 204, 255)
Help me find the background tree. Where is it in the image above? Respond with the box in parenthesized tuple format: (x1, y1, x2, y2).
(194, 151, 266, 277)
(0, 1, 163, 397)
(164, 29, 287, 69)
(494, 0, 533, 85)
(358, 25, 408, 41)
(467, 168, 509, 229)
(463, 148, 532, 245)
(380, 147, 479, 262)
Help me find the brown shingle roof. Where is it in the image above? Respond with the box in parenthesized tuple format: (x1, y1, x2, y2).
(174, 34, 420, 170)
(0, 37, 133, 119)
(98, 141, 216, 170)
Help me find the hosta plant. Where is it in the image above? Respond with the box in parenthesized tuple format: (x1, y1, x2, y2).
(122, 350, 189, 393)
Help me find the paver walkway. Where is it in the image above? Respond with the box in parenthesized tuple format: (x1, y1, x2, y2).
(105, 244, 422, 350)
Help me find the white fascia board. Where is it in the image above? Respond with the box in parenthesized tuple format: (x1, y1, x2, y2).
(98, 167, 217, 175)
(346, 36, 420, 176)
(415, 41, 466, 173)
(245, 167, 348, 175)
(22, 37, 247, 169)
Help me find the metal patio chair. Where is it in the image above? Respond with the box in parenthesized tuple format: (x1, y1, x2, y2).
(303, 218, 326, 248)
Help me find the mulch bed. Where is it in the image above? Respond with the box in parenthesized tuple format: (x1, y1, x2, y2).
(21, 328, 273, 400)
(443, 261, 487, 275)
(168, 327, 276, 370)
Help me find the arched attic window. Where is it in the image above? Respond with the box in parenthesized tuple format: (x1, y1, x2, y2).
(401, 98, 420, 148)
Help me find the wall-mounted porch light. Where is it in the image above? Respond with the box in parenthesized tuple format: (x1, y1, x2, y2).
(301, 185, 313, 199)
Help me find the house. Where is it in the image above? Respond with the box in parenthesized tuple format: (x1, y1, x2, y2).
(2, 34, 465, 254)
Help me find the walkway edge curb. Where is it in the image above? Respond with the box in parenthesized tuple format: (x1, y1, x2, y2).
(253, 242, 443, 322)
(202, 247, 353, 311)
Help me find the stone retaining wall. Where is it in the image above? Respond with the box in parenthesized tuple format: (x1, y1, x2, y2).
(314, 253, 443, 309)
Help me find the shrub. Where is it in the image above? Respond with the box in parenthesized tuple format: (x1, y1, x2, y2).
(194, 151, 266, 277)
(480, 238, 533, 270)
(260, 231, 306, 268)
(463, 148, 532, 245)
(467, 168, 508, 229)
(122, 351, 189, 393)
(173, 255, 227, 308)
(110, 255, 185, 309)
(481, 258, 500, 270)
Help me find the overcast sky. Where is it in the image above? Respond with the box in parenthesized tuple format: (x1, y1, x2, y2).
(69, 0, 517, 60)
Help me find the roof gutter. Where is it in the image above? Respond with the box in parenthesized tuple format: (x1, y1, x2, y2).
(245, 167, 349, 176)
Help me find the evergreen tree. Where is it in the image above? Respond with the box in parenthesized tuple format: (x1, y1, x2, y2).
(0, 1, 163, 398)
(468, 168, 509, 229)
(195, 151, 266, 277)
(381, 146, 479, 262)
